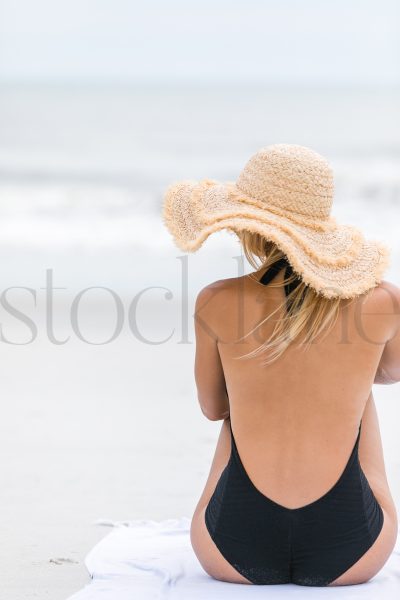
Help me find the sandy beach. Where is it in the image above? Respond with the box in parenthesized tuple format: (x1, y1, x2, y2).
(0, 289, 218, 599)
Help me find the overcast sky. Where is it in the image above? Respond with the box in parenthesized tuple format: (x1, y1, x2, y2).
(0, 0, 399, 85)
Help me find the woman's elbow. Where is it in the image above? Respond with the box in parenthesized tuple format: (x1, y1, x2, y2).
(200, 404, 230, 421)
(374, 365, 400, 385)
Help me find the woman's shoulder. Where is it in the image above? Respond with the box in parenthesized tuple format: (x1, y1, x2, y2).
(374, 279, 400, 297)
(195, 275, 250, 305)
(353, 279, 400, 344)
(361, 279, 400, 311)
(194, 276, 251, 328)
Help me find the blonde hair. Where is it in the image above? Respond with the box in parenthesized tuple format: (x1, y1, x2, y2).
(234, 230, 353, 366)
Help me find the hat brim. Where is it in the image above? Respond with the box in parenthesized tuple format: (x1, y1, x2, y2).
(162, 179, 391, 299)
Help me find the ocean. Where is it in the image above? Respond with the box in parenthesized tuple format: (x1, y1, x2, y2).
(0, 83, 399, 292)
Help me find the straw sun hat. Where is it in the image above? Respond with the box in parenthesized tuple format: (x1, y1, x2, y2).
(162, 144, 391, 299)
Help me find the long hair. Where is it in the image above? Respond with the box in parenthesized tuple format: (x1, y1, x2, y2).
(234, 230, 354, 366)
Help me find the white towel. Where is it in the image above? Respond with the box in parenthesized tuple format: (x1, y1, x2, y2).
(68, 517, 400, 600)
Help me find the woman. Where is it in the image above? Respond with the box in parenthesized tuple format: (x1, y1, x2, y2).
(162, 144, 399, 587)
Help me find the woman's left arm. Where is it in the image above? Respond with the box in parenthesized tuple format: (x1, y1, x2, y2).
(194, 285, 230, 421)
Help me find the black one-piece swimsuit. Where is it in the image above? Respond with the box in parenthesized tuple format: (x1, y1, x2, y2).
(204, 258, 384, 586)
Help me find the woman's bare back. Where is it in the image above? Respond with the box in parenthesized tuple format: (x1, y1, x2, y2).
(200, 268, 398, 518)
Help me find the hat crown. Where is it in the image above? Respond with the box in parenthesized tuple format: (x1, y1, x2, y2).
(236, 144, 334, 218)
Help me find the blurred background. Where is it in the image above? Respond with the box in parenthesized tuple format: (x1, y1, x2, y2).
(0, 1, 399, 598)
